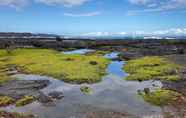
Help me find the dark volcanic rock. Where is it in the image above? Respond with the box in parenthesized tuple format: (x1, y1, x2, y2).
(119, 46, 186, 60)
(89, 61, 98, 65)
(37, 92, 53, 103)
(0, 80, 50, 100)
(0, 111, 36, 118)
(86, 111, 136, 118)
(144, 88, 150, 95)
(163, 81, 186, 96)
(1, 35, 186, 51)
(48, 91, 64, 100)
(119, 51, 143, 60)
(162, 68, 186, 96)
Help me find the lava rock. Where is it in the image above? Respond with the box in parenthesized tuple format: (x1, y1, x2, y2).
(48, 91, 64, 100)
(37, 92, 53, 103)
(89, 61, 98, 65)
(144, 88, 150, 95)
(0, 80, 50, 100)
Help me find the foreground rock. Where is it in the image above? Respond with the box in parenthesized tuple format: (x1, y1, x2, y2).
(86, 110, 137, 118)
(162, 68, 186, 96)
(37, 92, 53, 103)
(48, 91, 64, 100)
(0, 80, 50, 100)
(0, 111, 36, 118)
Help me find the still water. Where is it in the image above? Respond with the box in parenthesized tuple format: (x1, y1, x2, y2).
(2, 49, 163, 118)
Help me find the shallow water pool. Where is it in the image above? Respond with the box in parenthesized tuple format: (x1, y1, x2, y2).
(1, 50, 164, 118)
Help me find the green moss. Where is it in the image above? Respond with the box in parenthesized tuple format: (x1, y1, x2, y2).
(0, 96, 15, 107)
(140, 89, 181, 106)
(0, 48, 110, 84)
(0, 74, 12, 84)
(124, 56, 180, 81)
(86, 50, 110, 56)
(0, 57, 18, 84)
(0, 111, 34, 118)
(16, 96, 35, 107)
(158, 75, 180, 81)
(80, 86, 92, 95)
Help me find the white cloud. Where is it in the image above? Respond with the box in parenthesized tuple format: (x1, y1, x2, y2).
(81, 28, 186, 37)
(0, 0, 90, 9)
(118, 32, 127, 35)
(147, 3, 157, 8)
(0, 0, 29, 9)
(128, 0, 186, 14)
(82, 32, 110, 36)
(82, 32, 127, 36)
(64, 11, 101, 17)
(129, 0, 151, 5)
(152, 28, 186, 35)
(132, 28, 186, 36)
(35, 0, 90, 7)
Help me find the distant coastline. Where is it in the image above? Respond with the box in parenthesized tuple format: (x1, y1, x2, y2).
(0, 32, 186, 40)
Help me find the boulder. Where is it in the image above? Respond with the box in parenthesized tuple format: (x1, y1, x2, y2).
(48, 91, 64, 100)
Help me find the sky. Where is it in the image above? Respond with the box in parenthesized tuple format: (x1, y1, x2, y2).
(0, 0, 186, 36)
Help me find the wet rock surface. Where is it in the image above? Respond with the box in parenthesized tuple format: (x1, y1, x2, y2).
(0, 111, 36, 118)
(0, 80, 50, 100)
(119, 51, 143, 60)
(48, 91, 64, 100)
(119, 47, 185, 60)
(86, 110, 137, 118)
(163, 68, 186, 96)
(37, 92, 53, 103)
(0, 44, 186, 117)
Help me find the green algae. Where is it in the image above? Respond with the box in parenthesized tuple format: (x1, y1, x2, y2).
(0, 96, 15, 107)
(0, 48, 110, 84)
(80, 86, 92, 95)
(140, 89, 181, 106)
(16, 96, 35, 107)
(123, 56, 180, 81)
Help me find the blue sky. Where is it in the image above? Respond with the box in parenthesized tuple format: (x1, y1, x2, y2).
(0, 0, 186, 36)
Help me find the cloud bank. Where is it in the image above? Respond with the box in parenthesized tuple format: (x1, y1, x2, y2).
(128, 0, 186, 14)
(1, 0, 186, 12)
(0, 0, 28, 9)
(0, 0, 90, 8)
(36, 0, 90, 7)
(129, 0, 151, 5)
(64, 11, 101, 17)
(81, 28, 186, 37)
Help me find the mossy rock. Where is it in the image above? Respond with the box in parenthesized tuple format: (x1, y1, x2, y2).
(140, 89, 181, 106)
(0, 111, 35, 118)
(0, 96, 15, 107)
(86, 50, 110, 56)
(16, 96, 35, 107)
(124, 56, 181, 81)
(0, 49, 110, 84)
(89, 61, 98, 65)
(0, 62, 14, 84)
(80, 86, 92, 95)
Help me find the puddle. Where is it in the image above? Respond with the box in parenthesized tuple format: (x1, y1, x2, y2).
(104, 52, 119, 59)
(63, 49, 94, 55)
(1, 50, 163, 118)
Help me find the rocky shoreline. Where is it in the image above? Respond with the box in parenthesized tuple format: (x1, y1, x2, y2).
(0, 79, 64, 106)
(0, 38, 186, 117)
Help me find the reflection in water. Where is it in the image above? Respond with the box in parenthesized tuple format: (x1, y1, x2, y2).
(107, 61, 127, 78)
(63, 49, 94, 55)
(1, 51, 163, 118)
(104, 52, 119, 59)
